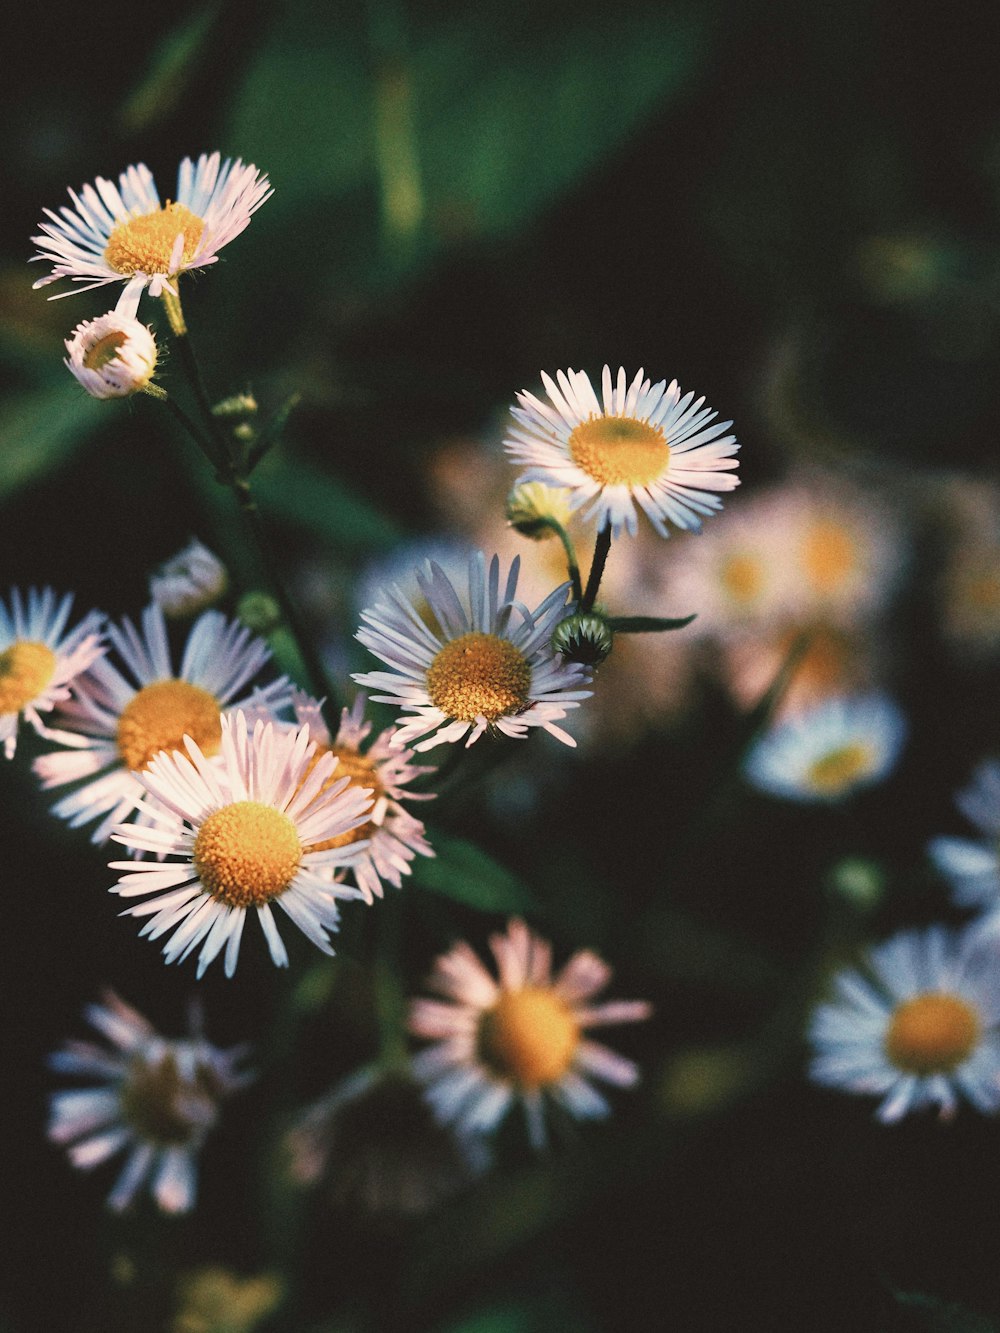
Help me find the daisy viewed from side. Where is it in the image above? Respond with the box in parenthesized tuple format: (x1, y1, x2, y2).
(31, 152, 271, 309)
(408, 918, 652, 1147)
(505, 365, 740, 538)
(744, 693, 906, 803)
(929, 760, 1000, 922)
(109, 712, 373, 977)
(149, 538, 228, 619)
(34, 603, 291, 844)
(289, 693, 434, 905)
(353, 551, 591, 752)
(0, 587, 104, 759)
(48, 990, 249, 1213)
(809, 926, 1000, 1121)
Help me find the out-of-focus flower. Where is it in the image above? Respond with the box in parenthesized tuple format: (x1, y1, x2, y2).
(289, 693, 434, 904)
(287, 1065, 485, 1217)
(939, 542, 1000, 660)
(505, 365, 739, 538)
(34, 604, 290, 844)
(809, 927, 1000, 1121)
(64, 310, 157, 399)
(150, 540, 228, 619)
(31, 153, 271, 308)
(353, 551, 590, 751)
(172, 1267, 282, 1333)
(48, 991, 249, 1212)
(744, 694, 906, 803)
(0, 587, 103, 758)
(721, 623, 879, 718)
(929, 760, 1000, 920)
(408, 918, 651, 1146)
(109, 713, 372, 977)
(505, 481, 573, 539)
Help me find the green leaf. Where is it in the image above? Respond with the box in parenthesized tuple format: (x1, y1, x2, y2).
(608, 614, 697, 632)
(0, 388, 101, 503)
(252, 450, 403, 555)
(413, 829, 538, 913)
(118, 5, 221, 133)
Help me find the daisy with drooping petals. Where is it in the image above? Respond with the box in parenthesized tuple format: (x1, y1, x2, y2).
(64, 309, 158, 399)
(353, 551, 591, 752)
(743, 693, 906, 803)
(408, 918, 652, 1147)
(289, 693, 434, 905)
(109, 712, 373, 977)
(48, 990, 249, 1213)
(31, 152, 271, 309)
(929, 760, 1000, 922)
(809, 926, 1000, 1121)
(33, 603, 291, 844)
(505, 365, 740, 538)
(0, 587, 103, 759)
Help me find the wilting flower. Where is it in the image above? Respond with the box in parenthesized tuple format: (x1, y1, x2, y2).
(929, 760, 1000, 921)
(809, 926, 1000, 1121)
(31, 152, 271, 307)
(34, 603, 290, 844)
(0, 587, 103, 758)
(744, 693, 906, 803)
(109, 713, 372, 977)
(287, 1065, 485, 1217)
(48, 991, 249, 1212)
(150, 539, 229, 619)
(353, 551, 591, 751)
(408, 918, 651, 1146)
(505, 365, 739, 538)
(65, 310, 157, 399)
(288, 693, 434, 904)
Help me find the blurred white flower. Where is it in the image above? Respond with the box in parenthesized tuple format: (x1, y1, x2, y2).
(150, 540, 228, 619)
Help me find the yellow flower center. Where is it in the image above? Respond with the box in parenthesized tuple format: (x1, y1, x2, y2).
(305, 745, 382, 852)
(121, 1050, 221, 1146)
(478, 987, 580, 1087)
(720, 553, 765, 604)
(884, 992, 980, 1074)
(0, 640, 57, 714)
(802, 519, 857, 593)
(806, 742, 873, 795)
(568, 415, 669, 488)
(193, 801, 302, 908)
(426, 632, 532, 723)
(104, 202, 205, 277)
(83, 331, 128, 372)
(116, 679, 222, 772)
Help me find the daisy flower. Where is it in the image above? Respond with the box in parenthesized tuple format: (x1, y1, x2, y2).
(31, 152, 271, 309)
(743, 693, 906, 802)
(33, 603, 291, 844)
(48, 990, 249, 1213)
(289, 693, 434, 904)
(108, 712, 373, 978)
(64, 308, 158, 399)
(809, 926, 1000, 1121)
(929, 761, 1000, 920)
(0, 587, 103, 759)
(408, 918, 652, 1147)
(353, 551, 591, 752)
(504, 365, 740, 538)
(149, 538, 228, 619)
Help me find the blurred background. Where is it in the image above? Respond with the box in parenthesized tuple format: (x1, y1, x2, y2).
(3, 1, 1000, 1329)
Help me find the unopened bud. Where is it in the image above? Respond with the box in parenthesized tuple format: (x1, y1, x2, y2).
(827, 856, 884, 912)
(64, 311, 157, 399)
(212, 393, 258, 418)
(551, 611, 613, 665)
(237, 591, 282, 634)
(505, 482, 573, 540)
(150, 540, 228, 619)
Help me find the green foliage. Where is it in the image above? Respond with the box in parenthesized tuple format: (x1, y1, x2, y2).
(253, 450, 403, 555)
(413, 829, 539, 913)
(0, 387, 101, 503)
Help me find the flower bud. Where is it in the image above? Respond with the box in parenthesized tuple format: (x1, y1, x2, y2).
(64, 311, 157, 399)
(237, 591, 282, 634)
(551, 611, 614, 665)
(212, 392, 258, 418)
(506, 482, 573, 540)
(150, 540, 228, 619)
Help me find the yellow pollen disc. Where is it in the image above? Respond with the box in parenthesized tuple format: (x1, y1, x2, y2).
(193, 801, 302, 909)
(305, 745, 383, 852)
(478, 987, 580, 1087)
(117, 679, 222, 772)
(104, 202, 205, 277)
(426, 632, 531, 723)
(802, 520, 857, 592)
(720, 553, 765, 603)
(884, 992, 980, 1074)
(121, 1051, 220, 1145)
(806, 742, 873, 795)
(83, 331, 128, 372)
(568, 415, 669, 488)
(0, 640, 57, 714)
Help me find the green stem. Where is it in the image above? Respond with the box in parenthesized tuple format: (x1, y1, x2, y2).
(580, 521, 612, 612)
(541, 519, 583, 604)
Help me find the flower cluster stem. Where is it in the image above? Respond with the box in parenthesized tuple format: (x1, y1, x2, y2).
(580, 520, 612, 612)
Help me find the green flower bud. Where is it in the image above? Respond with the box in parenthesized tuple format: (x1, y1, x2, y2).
(506, 482, 573, 540)
(237, 591, 282, 634)
(551, 611, 613, 665)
